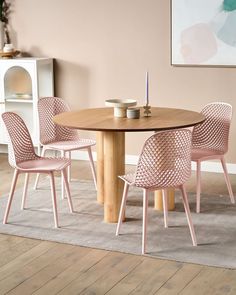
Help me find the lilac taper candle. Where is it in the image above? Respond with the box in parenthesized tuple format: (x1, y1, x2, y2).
(145, 71, 149, 105)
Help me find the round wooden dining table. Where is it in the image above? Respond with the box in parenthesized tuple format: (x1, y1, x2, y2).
(54, 107, 205, 223)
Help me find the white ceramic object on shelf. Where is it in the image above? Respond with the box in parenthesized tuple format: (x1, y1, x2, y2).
(3, 43, 14, 53)
(105, 99, 137, 117)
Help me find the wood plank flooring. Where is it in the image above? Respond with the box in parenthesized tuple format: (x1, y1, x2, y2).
(0, 153, 236, 294)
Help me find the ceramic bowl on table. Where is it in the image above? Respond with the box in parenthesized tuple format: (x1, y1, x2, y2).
(105, 99, 137, 117)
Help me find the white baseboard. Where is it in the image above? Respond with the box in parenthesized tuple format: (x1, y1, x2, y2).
(1, 145, 236, 174)
(190, 161, 236, 174)
(71, 151, 236, 175)
(54, 150, 236, 175)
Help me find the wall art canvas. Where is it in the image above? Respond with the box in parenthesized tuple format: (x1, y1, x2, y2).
(171, 0, 236, 66)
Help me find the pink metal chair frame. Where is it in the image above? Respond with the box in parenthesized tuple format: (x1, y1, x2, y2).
(191, 102, 235, 213)
(34, 96, 97, 198)
(2, 112, 74, 228)
(116, 129, 197, 254)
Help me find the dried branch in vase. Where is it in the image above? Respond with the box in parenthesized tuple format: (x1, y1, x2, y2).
(0, 0, 11, 44)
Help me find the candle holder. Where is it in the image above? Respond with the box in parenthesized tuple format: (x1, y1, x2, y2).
(143, 104, 151, 117)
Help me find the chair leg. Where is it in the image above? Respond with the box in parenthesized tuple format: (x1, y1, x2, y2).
(162, 189, 168, 228)
(87, 146, 97, 191)
(21, 173, 29, 210)
(3, 169, 19, 224)
(142, 189, 149, 254)
(196, 161, 201, 213)
(34, 146, 47, 190)
(116, 182, 129, 236)
(68, 151, 71, 182)
(49, 172, 59, 228)
(221, 157, 235, 204)
(62, 168, 74, 213)
(180, 185, 197, 246)
(61, 150, 66, 200)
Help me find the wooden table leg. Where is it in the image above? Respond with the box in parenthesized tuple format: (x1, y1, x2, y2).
(96, 131, 104, 204)
(154, 189, 175, 211)
(103, 131, 125, 223)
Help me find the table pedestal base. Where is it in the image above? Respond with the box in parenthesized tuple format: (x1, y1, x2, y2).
(96, 132, 104, 204)
(154, 189, 175, 211)
(96, 131, 125, 223)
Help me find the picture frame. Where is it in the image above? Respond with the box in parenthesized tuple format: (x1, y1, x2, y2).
(171, 0, 236, 66)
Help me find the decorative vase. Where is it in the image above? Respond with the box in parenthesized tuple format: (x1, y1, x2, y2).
(0, 21, 4, 51)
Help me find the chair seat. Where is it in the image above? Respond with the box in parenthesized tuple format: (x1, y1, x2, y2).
(44, 139, 96, 151)
(120, 171, 186, 189)
(17, 157, 70, 172)
(119, 173, 135, 185)
(191, 148, 224, 161)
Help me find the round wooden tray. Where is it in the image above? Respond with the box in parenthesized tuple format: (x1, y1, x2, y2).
(0, 50, 20, 59)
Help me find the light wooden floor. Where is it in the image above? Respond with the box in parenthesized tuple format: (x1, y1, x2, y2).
(0, 153, 236, 294)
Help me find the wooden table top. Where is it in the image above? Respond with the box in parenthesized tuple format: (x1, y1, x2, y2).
(53, 107, 205, 132)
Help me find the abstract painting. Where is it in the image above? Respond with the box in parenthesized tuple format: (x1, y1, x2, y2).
(171, 0, 236, 66)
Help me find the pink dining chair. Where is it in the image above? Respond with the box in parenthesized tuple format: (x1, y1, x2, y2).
(34, 96, 97, 198)
(191, 102, 235, 213)
(2, 112, 74, 228)
(116, 129, 197, 254)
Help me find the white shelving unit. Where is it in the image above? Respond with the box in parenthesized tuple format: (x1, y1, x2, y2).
(0, 58, 54, 149)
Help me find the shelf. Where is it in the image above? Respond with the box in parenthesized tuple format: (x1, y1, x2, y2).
(0, 58, 54, 145)
(5, 98, 33, 103)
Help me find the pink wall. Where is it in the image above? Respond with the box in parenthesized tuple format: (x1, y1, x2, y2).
(10, 0, 236, 162)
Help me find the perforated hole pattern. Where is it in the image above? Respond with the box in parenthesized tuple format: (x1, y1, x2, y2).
(2, 112, 38, 167)
(134, 129, 192, 189)
(192, 102, 232, 153)
(38, 97, 79, 145)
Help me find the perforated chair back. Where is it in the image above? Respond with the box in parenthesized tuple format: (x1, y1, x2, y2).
(2, 112, 38, 168)
(192, 102, 232, 153)
(38, 96, 79, 145)
(134, 129, 192, 189)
